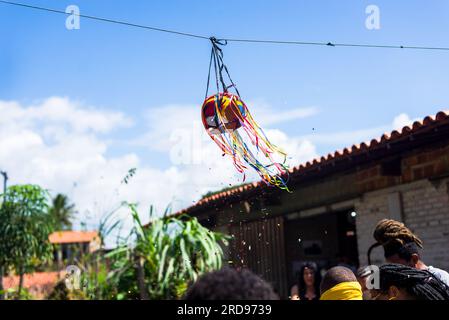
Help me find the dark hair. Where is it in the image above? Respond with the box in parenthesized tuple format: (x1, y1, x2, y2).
(184, 267, 279, 300)
(384, 242, 420, 260)
(297, 262, 321, 298)
(320, 266, 357, 294)
(377, 264, 449, 300)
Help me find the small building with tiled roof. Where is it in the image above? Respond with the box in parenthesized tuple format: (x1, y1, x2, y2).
(49, 231, 99, 245)
(1, 231, 99, 299)
(176, 110, 449, 299)
(49, 230, 101, 267)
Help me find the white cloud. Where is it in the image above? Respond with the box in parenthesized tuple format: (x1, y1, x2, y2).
(0, 97, 133, 134)
(0, 97, 318, 246)
(264, 129, 317, 165)
(1, 96, 422, 246)
(392, 113, 420, 131)
(132, 100, 319, 185)
(132, 104, 198, 152)
(132, 101, 318, 151)
(244, 100, 319, 126)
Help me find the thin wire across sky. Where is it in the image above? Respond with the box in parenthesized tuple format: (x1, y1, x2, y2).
(1, 0, 449, 51)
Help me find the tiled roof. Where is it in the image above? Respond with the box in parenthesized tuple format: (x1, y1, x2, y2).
(2, 272, 61, 290)
(2, 271, 63, 298)
(49, 230, 99, 244)
(177, 110, 449, 215)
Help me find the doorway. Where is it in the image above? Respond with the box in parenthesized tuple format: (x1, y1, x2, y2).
(284, 209, 359, 294)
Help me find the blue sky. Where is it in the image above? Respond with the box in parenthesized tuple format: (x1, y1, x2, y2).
(2, 1, 449, 130)
(1, 0, 449, 229)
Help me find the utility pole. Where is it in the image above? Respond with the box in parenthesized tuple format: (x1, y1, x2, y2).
(0, 171, 7, 197)
(0, 170, 8, 300)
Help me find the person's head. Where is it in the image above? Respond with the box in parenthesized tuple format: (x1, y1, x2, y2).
(384, 242, 422, 267)
(371, 219, 424, 268)
(183, 267, 279, 300)
(370, 264, 449, 300)
(320, 266, 363, 300)
(298, 262, 320, 292)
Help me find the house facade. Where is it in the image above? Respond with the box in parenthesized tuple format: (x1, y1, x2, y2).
(49, 231, 101, 267)
(2, 230, 100, 299)
(176, 111, 449, 298)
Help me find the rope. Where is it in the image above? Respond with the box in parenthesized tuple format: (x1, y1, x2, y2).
(206, 37, 241, 97)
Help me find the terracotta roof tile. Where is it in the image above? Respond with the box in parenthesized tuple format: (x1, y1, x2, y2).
(2, 271, 63, 298)
(49, 231, 99, 244)
(173, 110, 449, 216)
(3, 272, 61, 290)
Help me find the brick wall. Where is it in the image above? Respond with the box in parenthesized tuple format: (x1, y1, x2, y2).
(402, 179, 449, 270)
(355, 190, 392, 266)
(355, 178, 449, 271)
(356, 145, 449, 193)
(355, 144, 449, 269)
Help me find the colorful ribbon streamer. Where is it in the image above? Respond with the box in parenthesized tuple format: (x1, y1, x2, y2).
(202, 92, 290, 191)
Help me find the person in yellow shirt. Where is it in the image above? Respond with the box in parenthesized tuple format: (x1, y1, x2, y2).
(320, 266, 363, 300)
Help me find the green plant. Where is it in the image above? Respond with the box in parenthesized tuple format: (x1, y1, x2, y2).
(48, 194, 75, 231)
(76, 205, 128, 300)
(83, 204, 229, 300)
(1, 287, 35, 300)
(0, 184, 55, 297)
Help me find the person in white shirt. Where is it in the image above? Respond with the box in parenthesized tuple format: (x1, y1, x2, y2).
(370, 219, 449, 287)
(384, 242, 449, 287)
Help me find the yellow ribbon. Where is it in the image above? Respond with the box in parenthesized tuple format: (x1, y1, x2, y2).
(320, 281, 363, 300)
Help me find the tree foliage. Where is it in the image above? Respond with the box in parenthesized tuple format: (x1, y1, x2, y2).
(48, 193, 75, 231)
(0, 185, 54, 275)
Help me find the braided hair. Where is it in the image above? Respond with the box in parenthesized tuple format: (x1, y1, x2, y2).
(373, 219, 423, 248)
(377, 264, 449, 300)
(368, 219, 423, 264)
